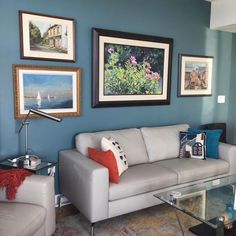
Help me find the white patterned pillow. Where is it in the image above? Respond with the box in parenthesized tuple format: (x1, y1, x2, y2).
(101, 137, 128, 176)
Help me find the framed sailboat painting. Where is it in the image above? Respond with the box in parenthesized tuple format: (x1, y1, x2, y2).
(13, 64, 81, 119)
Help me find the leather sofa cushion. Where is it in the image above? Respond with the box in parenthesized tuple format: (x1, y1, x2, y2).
(76, 128, 149, 166)
(109, 163, 178, 201)
(141, 124, 189, 162)
(0, 202, 46, 236)
(156, 158, 229, 184)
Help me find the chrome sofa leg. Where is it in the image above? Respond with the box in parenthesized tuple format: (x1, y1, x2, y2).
(90, 223, 95, 236)
(58, 195, 62, 208)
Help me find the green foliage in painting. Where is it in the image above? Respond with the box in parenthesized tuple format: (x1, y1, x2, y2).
(29, 21, 42, 45)
(104, 44, 164, 95)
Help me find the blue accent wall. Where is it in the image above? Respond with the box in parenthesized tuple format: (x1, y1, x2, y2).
(227, 34, 236, 144)
(0, 0, 235, 192)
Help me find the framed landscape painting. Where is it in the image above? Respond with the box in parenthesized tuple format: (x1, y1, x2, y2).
(13, 64, 80, 119)
(92, 28, 173, 107)
(19, 11, 75, 62)
(178, 54, 213, 96)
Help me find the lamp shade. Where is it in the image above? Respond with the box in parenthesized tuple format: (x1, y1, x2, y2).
(30, 109, 62, 122)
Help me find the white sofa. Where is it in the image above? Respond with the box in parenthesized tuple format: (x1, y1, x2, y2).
(59, 124, 236, 233)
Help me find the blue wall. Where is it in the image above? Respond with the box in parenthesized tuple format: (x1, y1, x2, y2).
(227, 34, 236, 144)
(0, 0, 235, 191)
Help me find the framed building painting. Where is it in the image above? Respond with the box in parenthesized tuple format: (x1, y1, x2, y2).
(92, 28, 173, 107)
(13, 64, 81, 119)
(178, 54, 213, 96)
(19, 11, 75, 62)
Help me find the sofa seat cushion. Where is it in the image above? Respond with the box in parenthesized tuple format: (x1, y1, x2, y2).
(0, 202, 46, 236)
(156, 158, 229, 184)
(141, 124, 189, 162)
(109, 163, 178, 201)
(76, 128, 149, 166)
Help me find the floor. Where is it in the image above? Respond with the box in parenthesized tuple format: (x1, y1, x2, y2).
(54, 204, 199, 236)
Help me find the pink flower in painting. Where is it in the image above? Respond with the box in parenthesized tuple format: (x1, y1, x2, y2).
(146, 68, 151, 74)
(146, 73, 152, 80)
(130, 56, 136, 61)
(108, 48, 114, 54)
(153, 72, 160, 80)
(130, 56, 137, 65)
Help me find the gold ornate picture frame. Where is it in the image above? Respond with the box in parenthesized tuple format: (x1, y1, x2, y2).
(13, 64, 81, 119)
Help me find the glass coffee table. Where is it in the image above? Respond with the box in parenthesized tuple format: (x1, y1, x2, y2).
(155, 175, 236, 236)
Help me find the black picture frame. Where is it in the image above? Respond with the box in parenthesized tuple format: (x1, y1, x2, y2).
(92, 28, 173, 107)
(178, 54, 213, 97)
(19, 10, 76, 62)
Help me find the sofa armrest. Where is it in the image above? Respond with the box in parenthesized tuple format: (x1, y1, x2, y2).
(219, 142, 236, 175)
(59, 149, 109, 223)
(0, 175, 55, 236)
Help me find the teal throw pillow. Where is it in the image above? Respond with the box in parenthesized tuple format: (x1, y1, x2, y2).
(188, 128, 223, 159)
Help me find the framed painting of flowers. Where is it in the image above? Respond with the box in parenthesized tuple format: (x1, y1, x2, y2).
(92, 28, 173, 107)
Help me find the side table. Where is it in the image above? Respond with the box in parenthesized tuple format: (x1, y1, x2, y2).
(0, 158, 57, 176)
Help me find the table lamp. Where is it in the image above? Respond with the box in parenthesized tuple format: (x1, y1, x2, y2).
(17, 108, 62, 166)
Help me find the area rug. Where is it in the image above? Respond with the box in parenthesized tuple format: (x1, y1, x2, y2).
(53, 204, 199, 236)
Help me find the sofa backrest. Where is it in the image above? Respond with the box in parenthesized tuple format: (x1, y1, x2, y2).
(141, 124, 189, 162)
(76, 128, 149, 166)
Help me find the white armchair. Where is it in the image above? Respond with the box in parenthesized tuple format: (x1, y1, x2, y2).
(0, 175, 55, 236)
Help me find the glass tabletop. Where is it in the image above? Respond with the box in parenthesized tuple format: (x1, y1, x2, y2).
(155, 175, 236, 229)
(0, 158, 56, 172)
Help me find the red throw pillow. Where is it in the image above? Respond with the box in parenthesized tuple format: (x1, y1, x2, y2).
(88, 148, 119, 184)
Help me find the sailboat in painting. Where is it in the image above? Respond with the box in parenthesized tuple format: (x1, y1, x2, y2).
(37, 91, 41, 107)
(23, 72, 74, 111)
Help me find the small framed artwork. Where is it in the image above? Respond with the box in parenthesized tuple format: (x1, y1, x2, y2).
(13, 64, 81, 119)
(176, 190, 206, 219)
(92, 28, 173, 107)
(178, 54, 213, 96)
(19, 10, 75, 62)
